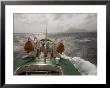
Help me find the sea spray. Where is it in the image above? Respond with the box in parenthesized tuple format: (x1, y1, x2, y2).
(60, 53, 97, 75)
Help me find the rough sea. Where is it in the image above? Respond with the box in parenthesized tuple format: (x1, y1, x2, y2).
(14, 32, 97, 75)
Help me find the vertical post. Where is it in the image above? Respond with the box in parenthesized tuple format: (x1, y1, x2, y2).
(46, 24, 47, 40)
(45, 24, 47, 63)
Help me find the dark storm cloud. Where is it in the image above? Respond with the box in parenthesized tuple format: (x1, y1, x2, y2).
(80, 14, 97, 31)
(53, 14, 65, 20)
(53, 14, 77, 21)
(14, 13, 97, 33)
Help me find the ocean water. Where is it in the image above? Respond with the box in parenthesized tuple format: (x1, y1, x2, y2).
(60, 54, 97, 75)
(14, 32, 97, 72)
(49, 32, 97, 65)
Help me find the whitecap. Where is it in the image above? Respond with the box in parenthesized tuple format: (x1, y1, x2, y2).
(60, 54, 97, 75)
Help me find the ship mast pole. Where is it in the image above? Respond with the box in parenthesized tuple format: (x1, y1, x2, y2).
(46, 24, 47, 40)
(45, 24, 47, 64)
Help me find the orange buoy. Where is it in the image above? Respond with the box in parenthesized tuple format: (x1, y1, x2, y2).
(56, 42, 64, 54)
(24, 40, 34, 53)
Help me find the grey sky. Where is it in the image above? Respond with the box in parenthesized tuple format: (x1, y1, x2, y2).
(14, 13, 97, 33)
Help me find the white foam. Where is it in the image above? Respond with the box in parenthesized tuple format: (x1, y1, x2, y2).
(13, 46, 22, 52)
(60, 54, 97, 75)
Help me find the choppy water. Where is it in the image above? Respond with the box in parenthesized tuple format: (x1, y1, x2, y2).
(14, 32, 97, 74)
(60, 54, 97, 75)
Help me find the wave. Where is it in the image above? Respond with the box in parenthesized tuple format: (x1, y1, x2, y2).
(14, 45, 23, 52)
(60, 54, 97, 75)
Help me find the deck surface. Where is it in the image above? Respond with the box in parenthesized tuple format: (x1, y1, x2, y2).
(14, 57, 81, 75)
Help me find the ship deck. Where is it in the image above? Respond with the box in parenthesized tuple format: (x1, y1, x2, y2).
(14, 57, 81, 75)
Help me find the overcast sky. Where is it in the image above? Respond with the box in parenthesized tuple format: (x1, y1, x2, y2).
(14, 13, 97, 33)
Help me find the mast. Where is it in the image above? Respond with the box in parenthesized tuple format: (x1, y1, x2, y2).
(45, 24, 47, 63)
(46, 24, 47, 40)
